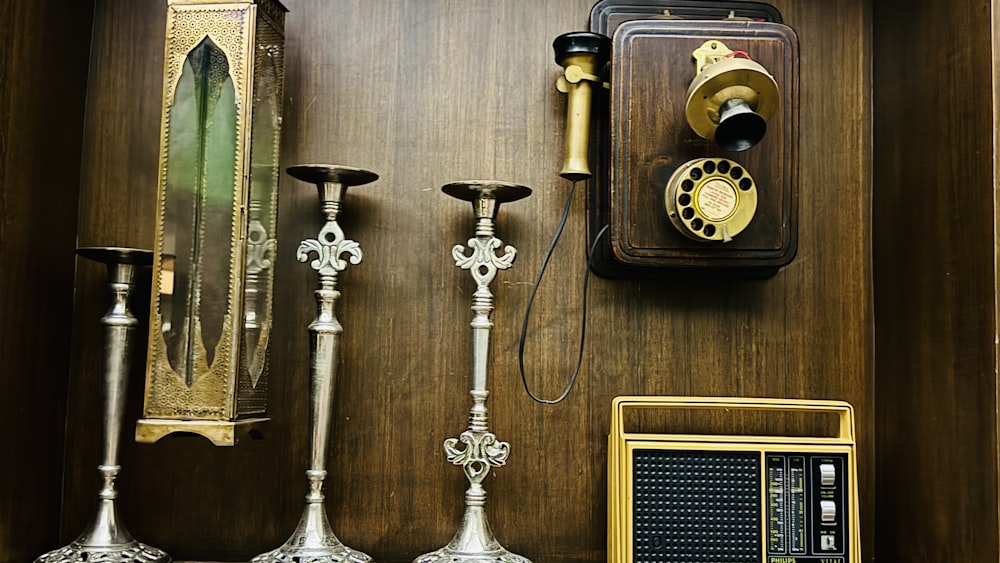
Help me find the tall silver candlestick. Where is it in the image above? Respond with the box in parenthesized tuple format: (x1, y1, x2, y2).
(415, 181, 532, 563)
(252, 165, 378, 563)
(35, 247, 170, 563)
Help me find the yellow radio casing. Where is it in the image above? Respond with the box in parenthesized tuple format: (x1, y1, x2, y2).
(608, 396, 860, 563)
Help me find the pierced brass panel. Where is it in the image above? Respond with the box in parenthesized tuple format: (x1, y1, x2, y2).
(140, 0, 287, 444)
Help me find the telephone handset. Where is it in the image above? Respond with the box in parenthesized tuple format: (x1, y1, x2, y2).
(553, 32, 611, 181)
(553, 1, 798, 278)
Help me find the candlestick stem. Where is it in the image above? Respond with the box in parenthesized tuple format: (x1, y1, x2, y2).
(35, 247, 169, 563)
(252, 164, 378, 563)
(415, 181, 532, 563)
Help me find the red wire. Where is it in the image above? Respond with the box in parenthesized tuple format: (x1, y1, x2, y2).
(725, 50, 752, 60)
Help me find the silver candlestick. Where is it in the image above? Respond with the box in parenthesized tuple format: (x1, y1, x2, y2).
(252, 165, 378, 563)
(35, 247, 170, 563)
(415, 181, 532, 563)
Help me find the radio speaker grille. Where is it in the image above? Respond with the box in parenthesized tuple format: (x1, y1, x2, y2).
(632, 449, 761, 563)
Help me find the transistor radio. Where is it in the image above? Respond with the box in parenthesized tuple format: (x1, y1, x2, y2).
(608, 397, 860, 563)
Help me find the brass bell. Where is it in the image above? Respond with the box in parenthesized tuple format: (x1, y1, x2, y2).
(685, 40, 778, 152)
(553, 31, 611, 180)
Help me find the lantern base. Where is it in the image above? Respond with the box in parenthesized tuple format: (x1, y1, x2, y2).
(135, 417, 268, 446)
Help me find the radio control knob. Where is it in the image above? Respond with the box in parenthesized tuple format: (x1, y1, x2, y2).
(820, 535, 837, 550)
(819, 463, 836, 486)
(820, 500, 837, 522)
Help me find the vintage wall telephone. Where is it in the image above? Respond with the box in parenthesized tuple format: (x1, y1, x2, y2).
(554, 0, 799, 278)
(519, 1, 798, 400)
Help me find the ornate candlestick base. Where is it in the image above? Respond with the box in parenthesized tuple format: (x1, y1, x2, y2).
(250, 500, 369, 563)
(414, 182, 532, 563)
(35, 247, 169, 563)
(413, 517, 531, 563)
(34, 524, 169, 563)
(251, 165, 377, 563)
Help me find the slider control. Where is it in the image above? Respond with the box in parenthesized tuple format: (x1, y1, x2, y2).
(820, 463, 836, 486)
(820, 500, 837, 523)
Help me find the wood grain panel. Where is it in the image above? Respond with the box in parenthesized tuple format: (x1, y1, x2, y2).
(873, 0, 999, 561)
(64, 1, 873, 562)
(58, 0, 170, 550)
(0, 0, 95, 561)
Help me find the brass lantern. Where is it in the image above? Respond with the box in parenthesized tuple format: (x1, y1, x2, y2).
(136, 0, 287, 446)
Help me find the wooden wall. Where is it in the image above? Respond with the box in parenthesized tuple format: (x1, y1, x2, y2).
(872, 1, 1000, 561)
(14, 0, 874, 562)
(0, 1, 94, 561)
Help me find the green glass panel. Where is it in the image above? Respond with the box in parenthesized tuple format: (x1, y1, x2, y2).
(159, 36, 238, 385)
(243, 42, 279, 382)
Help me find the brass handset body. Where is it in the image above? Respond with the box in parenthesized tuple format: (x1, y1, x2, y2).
(553, 32, 611, 181)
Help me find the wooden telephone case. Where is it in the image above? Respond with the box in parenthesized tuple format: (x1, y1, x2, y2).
(586, 2, 799, 278)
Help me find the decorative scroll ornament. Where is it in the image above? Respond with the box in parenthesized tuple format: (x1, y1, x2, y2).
(297, 219, 362, 276)
(246, 219, 275, 275)
(444, 429, 512, 484)
(453, 237, 516, 287)
(244, 215, 274, 387)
